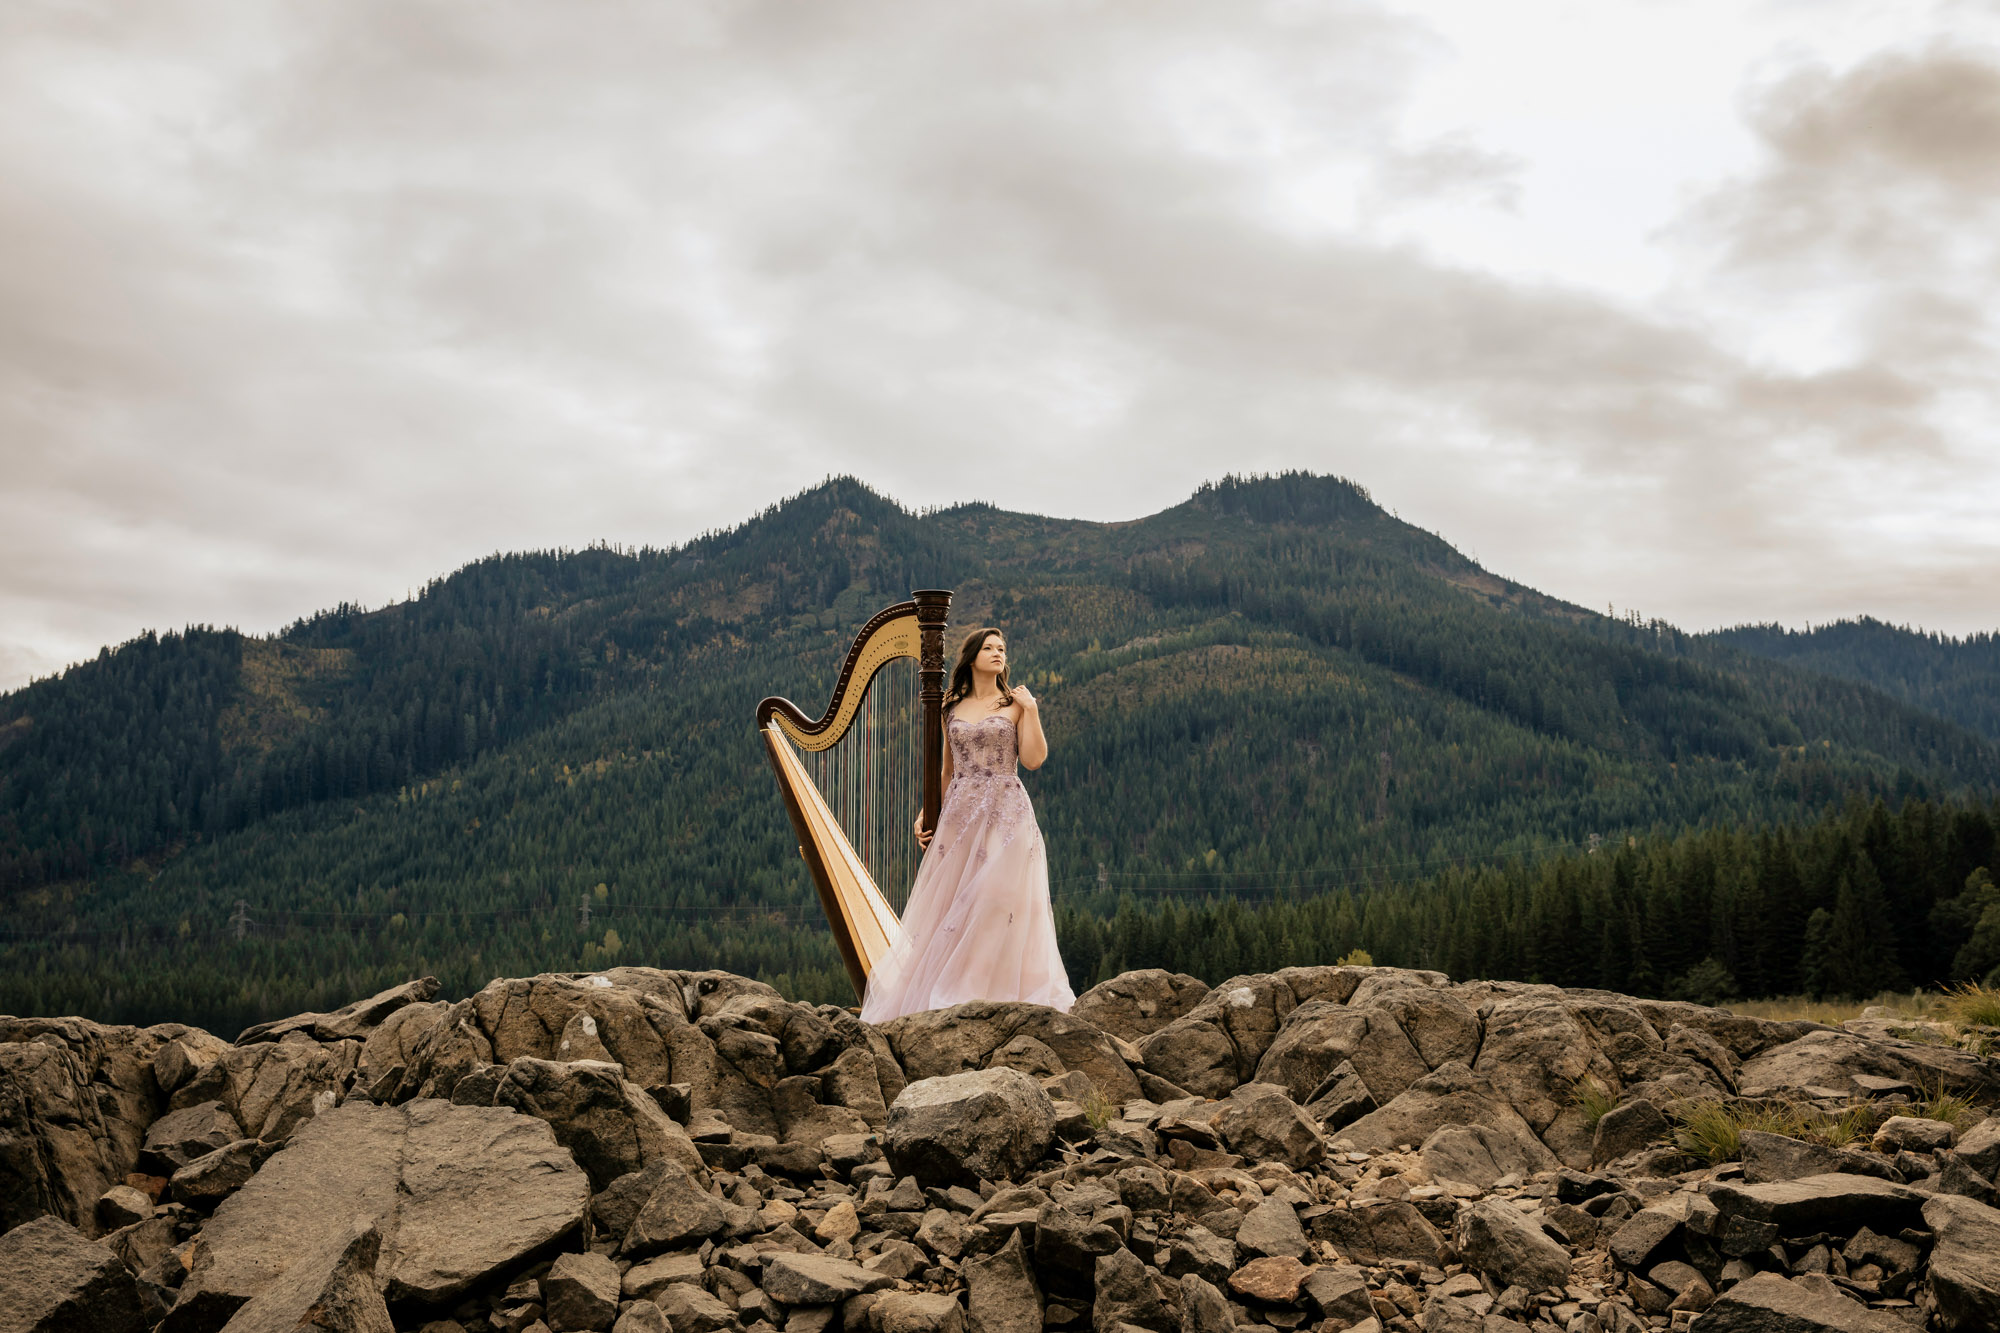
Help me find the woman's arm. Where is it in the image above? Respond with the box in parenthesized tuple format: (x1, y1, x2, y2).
(1013, 686, 1048, 770)
(915, 725, 955, 848)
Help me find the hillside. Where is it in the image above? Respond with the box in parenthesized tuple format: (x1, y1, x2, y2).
(2, 473, 1997, 1030)
(1714, 619, 2000, 743)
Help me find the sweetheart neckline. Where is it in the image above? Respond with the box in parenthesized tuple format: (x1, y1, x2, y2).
(948, 713, 1015, 731)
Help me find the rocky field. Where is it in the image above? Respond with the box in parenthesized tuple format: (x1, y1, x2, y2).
(3, 965, 1999, 1333)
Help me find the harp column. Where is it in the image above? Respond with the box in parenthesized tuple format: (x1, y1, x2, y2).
(914, 589, 952, 837)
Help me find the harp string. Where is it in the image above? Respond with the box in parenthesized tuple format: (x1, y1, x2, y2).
(801, 656, 921, 916)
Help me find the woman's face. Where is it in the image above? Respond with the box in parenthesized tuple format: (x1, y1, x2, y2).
(976, 635, 1007, 675)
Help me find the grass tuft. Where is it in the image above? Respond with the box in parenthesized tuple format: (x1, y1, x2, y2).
(1079, 1089, 1117, 1132)
(1939, 981, 2000, 1029)
(1670, 1097, 1884, 1163)
(1572, 1077, 1617, 1130)
(1910, 1078, 1980, 1133)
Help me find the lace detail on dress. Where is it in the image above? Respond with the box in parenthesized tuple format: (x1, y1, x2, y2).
(936, 714, 1038, 865)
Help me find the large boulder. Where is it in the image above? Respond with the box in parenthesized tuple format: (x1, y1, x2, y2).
(1924, 1194, 2000, 1333)
(1311, 1201, 1445, 1266)
(0, 1214, 149, 1333)
(1136, 975, 1300, 1098)
(1254, 1002, 1430, 1107)
(1458, 1198, 1571, 1292)
(486, 1056, 704, 1190)
(1738, 1029, 2000, 1099)
(140, 1102, 243, 1175)
(960, 1228, 1041, 1333)
(881, 1002, 1140, 1104)
(1070, 971, 1210, 1042)
(1738, 1130, 1900, 1185)
(1420, 1120, 1559, 1191)
(236, 977, 440, 1046)
(1699, 1271, 1909, 1332)
(1215, 1085, 1325, 1169)
(1706, 1174, 1928, 1257)
(164, 1099, 587, 1330)
(1332, 1062, 1547, 1158)
(179, 1037, 359, 1144)
(209, 1222, 392, 1333)
(883, 1068, 1056, 1188)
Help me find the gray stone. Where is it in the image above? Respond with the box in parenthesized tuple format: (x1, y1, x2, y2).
(611, 1306, 671, 1333)
(1591, 1100, 1670, 1167)
(1033, 1199, 1126, 1279)
(620, 1160, 726, 1256)
(1738, 1131, 1900, 1185)
(1606, 1207, 1681, 1270)
(1955, 1117, 2000, 1180)
(542, 1251, 621, 1332)
(0, 1214, 149, 1333)
(1420, 1122, 1559, 1192)
(760, 1252, 894, 1304)
(169, 1139, 264, 1207)
(1737, 1029, 2000, 1101)
(492, 1056, 706, 1191)
(1458, 1199, 1570, 1292)
(1311, 1201, 1445, 1266)
(1255, 1001, 1430, 1107)
(883, 1068, 1056, 1188)
(620, 1249, 705, 1301)
(1215, 1086, 1326, 1169)
(651, 1281, 742, 1332)
(163, 1099, 587, 1328)
(1923, 1193, 2000, 1333)
(1871, 1115, 1952, 1155)
(1161, 1225, 1235, 1286)
(1302, 1264, 1375, 1324)
(1697, 1271, 1908, 1332)
(1094, 1248, 1172, 1331)
(1071, 971, 1211, 1042)
(1178, 1274, 1234, 1333)
(237, 977, 440, 1045)
(1333, 1062, 1548, 1160)
(1236, 1197, 1310, 1260)
(94, 1184, 152, 1230)
(210, 1223, 392, 1333)
(1706, 1174, 1927, 1254)
(141, 1101, 244, 1175)
(961, 1228, 1042, 1333)
(1420, 1294, 1485, 1333)
(198, 1036, 360, 1144)
(870, 1292, 966, 1333)
(880, 1001, 1143, 1105)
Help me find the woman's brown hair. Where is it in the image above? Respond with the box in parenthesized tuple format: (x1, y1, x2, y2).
(942, 627, 1012, 715)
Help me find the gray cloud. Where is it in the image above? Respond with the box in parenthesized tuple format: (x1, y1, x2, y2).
(1, 3, 1996, 690)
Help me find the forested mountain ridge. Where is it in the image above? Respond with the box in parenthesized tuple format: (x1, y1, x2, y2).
(3, 472, 1996, 1031)
(1712, 618, 2000, 742)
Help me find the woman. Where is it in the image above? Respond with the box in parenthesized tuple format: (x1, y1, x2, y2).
(859, 627, 1076, 1023)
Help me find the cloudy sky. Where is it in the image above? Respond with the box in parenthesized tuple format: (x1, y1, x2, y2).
(5, 0, 1999, 689)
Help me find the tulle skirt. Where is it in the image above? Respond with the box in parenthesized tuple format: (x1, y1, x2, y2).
(859, 773, 1075, 1023)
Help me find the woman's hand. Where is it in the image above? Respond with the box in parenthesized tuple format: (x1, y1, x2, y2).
(1012, 684, 1037, 711)
(913, 810, 933, 850)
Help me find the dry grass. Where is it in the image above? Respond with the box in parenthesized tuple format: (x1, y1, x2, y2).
(1671, 1097, 1881, 1164)
(1571, 1077, 1618, 1130)
(1938, 982, 2000, 1029)
(1079, 1090, 1118, 1132)
(1726, 992, 1942, 1025)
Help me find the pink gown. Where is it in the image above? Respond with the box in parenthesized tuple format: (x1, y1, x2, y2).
(859, 712, 1077, 1023)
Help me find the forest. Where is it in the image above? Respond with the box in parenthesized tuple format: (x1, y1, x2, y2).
(2, 473, 1995, 1034)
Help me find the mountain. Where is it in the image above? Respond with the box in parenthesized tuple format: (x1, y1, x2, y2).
(1712, 618, 2000, 743)
(3, 473, 1996, 1030)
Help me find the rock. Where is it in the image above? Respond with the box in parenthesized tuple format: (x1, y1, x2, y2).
(1458, 1199, 1571, 1292)
(1698, 1271, 1908, 1332)
(620, 1249, 705, 1300)
(1215, 1086, 1325, 1169)
(95, 1184, 153, 1230)
(1178, 1275, 1234, 1333)
(1311, 1202, 1445, 1266)
(1137, 975, 1299, 1097)
(1606, 1207, 1681, 1270)
(961, 1228, 1042, 1333)
(164, 1099, 587, 1328)
(169, 1139, 265, 1207)
(1302, 1264, 1375, 1324)
(870, 1292, 966, 1333)
(620, 1160, 726, 1255)
(542, 1251, 621, 1332)
(1871, 1115, 1952, 1155)
(1365, 987, 1483, 1072)
(760, 1252, 895, 1304)
(141, 1102, 244, 1175)
(1070, 971, 1211, 1042)
(816, 1197, 861, 1243)
(210, 1222, 392, 1333)
(198, 1037, 359, 1144)
(1333, 1062, 1549, 1161)
(1093, 1248, 1172, 1331)
(1738, 1131, 1900, 1184)
(491, 1057, 706, 1191)
(0, 1036, 145, 1234)
(1304, 1060, 1377, 1129)
(1955, 1117, 2000, 1180)
(1255, 1002, 1430, 1107)
(1237, 1198, 1310, 1260)
(651, 1281, 743, 1332)
(882, 1068, 1056, 1188)
(915, 1207, 969, 1258)
(154, 1029, 232, 1097)
(1737, 1029, 2000, 1101)
(102, 1213, 177, 1276)
(1472, 997, 1614, 1138)
(1160, 1225, 1235, 1286)
(0, 1214, 149, 1333)
(880, 1003, 1141, 1105)
(1229, 1255, 1315, 1304)
(1923, 1193, 2000, 1332)
(1706, 1174, 1927, 1256)
(1033, 1199, 1126, 1280)
(1420, 1122, 1559, 1192)
(612, 1306, 671, 1333)
(237, 977, 440, 1045)
(1591, 1100, 1670, 1166)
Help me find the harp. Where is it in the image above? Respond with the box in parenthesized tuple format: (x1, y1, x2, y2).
(757, 590, 952, 999)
